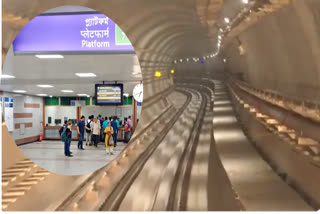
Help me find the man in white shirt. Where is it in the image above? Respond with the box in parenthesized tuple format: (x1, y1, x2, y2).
(91, 118, 101, 147)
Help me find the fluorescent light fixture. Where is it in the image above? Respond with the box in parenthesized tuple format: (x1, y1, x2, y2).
(224, 17, 230, 23)
(37, 94, 48, 96)
(37, 84, 54, 88)
(242, 0, 249, 4)
(75, 73, 97, 78)
(0, 74, 15, 79)
(77, 94, 89, 97)
(49, 95, 53, 98)
(13, 90, 27, 93)
(35, 55, 64, 59)
(123, 93, 129, 97)
(61, 90, 74, 93)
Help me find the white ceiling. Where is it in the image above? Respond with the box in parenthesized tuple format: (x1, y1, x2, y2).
(0, 46, 142, 97)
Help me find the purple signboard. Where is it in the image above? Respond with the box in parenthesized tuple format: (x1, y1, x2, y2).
(13, 13, 135, 54)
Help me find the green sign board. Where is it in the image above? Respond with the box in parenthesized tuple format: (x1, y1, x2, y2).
(115, 25, 132, 45)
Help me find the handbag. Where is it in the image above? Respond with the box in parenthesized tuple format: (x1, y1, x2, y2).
(108, 135, 114, 146)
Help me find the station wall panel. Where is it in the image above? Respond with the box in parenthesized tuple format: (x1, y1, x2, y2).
(1, 92, 43, 143)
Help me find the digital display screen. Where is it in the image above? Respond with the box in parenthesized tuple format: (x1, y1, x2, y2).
(13, 12, 135, 54)
(95, 84, 123, 105)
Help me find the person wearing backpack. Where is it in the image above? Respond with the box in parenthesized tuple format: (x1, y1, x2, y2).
(59, 120, 68, 136)
(86, 116, 93, 146)
(62, 119, 73, 157)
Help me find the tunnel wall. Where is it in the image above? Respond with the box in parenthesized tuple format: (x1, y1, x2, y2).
(224, 0, 320, 102)
(230, 90, 320, 209)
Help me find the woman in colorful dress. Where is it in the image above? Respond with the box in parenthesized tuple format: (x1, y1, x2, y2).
(104, 122, 114, 155)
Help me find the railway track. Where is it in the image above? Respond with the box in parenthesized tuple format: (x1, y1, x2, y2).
(55, 90, 192, 211)
(99, 84, 215, 211)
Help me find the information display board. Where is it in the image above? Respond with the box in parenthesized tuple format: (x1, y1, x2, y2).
(95, 84, 123, 106)
(13, 12, 134, 54)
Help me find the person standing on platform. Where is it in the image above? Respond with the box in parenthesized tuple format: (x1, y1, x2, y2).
(124, 118, 130, 143)
(91, 118, 101, 147)
(86, 116, 93, 146)
(77, 116, 88, 150)
(104, 122, 114, 155)
(127, 116, 132, 140)
(111, 116, 118, 147)
(98, 114, 104, 142)
(115, 117, 120, 132)
(65, 119, 73, 157)
(102, 116, 109, 141)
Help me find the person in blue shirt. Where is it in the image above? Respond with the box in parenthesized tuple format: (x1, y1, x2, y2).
(65, 119, 73, 157)
(102, 116, 109, 130)
(77, 116, 89, 150)
(115, 117, 120, 130)
(111, 116, 118, 147)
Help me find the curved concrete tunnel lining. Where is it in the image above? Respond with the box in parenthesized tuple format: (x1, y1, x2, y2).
(2, 0, 320, 211)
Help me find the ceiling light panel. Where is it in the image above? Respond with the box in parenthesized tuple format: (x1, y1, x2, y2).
(75, 73, 97, 77)
(37, 85, 54, 88)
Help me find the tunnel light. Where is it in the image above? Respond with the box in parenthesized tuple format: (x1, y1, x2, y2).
(154, 71, 162, 78)
(0, 74, 15, 79)
(170, 69, 175, 74)
(35, 55, 64, 59)
(224, 17, 230, 24)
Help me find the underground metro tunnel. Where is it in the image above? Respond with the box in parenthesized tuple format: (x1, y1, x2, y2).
(1, 0, 320, 211)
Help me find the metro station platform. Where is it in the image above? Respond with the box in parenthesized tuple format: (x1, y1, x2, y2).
(19, 141, 127, 175)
